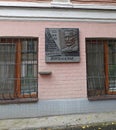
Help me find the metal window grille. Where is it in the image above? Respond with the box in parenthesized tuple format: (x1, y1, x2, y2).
(86, 39, 116, 98)
(0, 38, 38, 100)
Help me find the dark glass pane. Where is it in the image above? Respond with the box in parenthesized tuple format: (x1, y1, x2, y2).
(21, 39, 38, 95)
(86, 40, 105, 97)
(108, 42, 116, 91)
(0, 43, 16, 99)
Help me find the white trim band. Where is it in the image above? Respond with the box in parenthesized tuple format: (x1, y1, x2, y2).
(0, 1, 116, 22)
(0, 1, 116, 10)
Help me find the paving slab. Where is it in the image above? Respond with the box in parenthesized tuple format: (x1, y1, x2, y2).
(0, 111, 116, 130)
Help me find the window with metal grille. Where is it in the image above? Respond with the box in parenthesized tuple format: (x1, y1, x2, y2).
(86, 39, 116, 100)
(0, 38, 38, 101)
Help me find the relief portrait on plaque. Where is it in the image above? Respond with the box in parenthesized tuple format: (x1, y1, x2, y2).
(45, 28, 80, 62)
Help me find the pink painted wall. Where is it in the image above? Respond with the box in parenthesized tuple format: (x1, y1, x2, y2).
(0, 0, 50, 2)
(0, 21, 116, 100)
(72, 0, 116, 5)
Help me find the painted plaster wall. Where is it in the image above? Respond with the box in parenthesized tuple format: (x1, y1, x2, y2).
(72, 0, 116, 4)
(0, 0, 50, 2)
(0, 21, 116, 100)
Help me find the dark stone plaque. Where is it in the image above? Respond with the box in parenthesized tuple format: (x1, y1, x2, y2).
(45, 28, 80, 62)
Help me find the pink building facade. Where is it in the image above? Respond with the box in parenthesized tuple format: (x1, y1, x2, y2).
(0, 0, 116, 119)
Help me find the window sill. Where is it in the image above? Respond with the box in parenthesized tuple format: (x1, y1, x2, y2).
(88, 95, 116, 101)
(0, 98, 38, 104)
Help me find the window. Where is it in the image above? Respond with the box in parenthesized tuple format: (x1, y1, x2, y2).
(0, 38, 38, 101)
(86, 39, 116, 100)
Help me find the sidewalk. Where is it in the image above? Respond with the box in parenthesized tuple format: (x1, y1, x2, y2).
(0, 111, 116, 130)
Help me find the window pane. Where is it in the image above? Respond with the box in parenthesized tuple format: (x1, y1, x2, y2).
(108, 42, 116, 91)
(86, 40, 105, 97)
(0, 43, 16, 99)
(21, 39, 38, 95)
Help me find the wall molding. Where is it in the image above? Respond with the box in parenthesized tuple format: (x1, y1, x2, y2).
(0, 2, 115, 22)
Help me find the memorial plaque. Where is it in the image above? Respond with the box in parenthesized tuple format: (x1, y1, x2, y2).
(45, 28, 80, 62)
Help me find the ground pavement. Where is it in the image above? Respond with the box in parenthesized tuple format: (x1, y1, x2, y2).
(0, 111, 116, 130)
